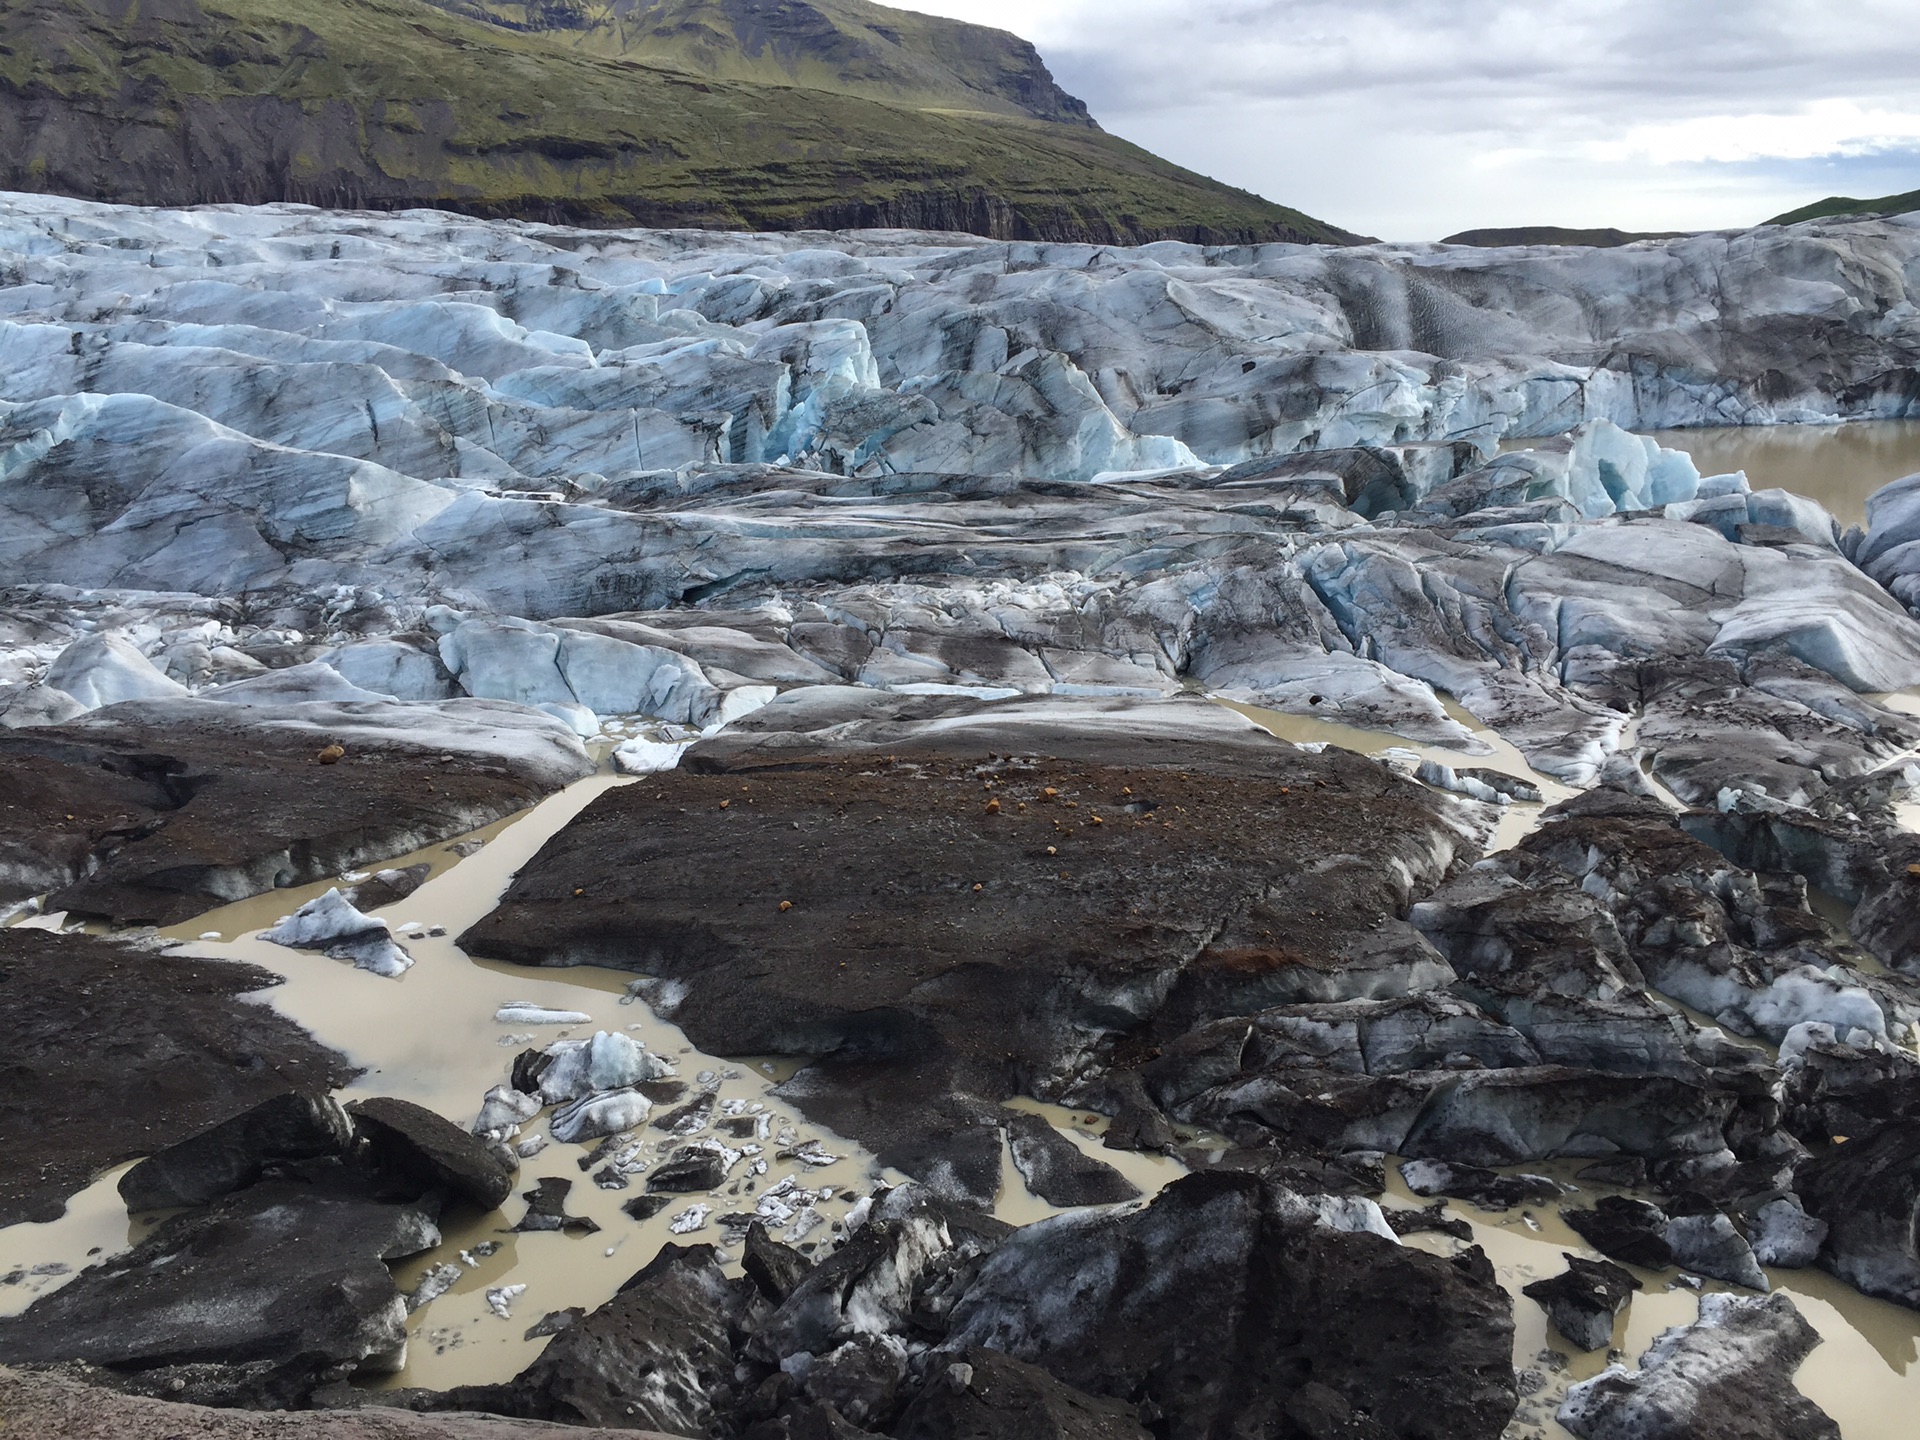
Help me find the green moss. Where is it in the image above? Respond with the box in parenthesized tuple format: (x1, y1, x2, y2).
(0, 0, 1360, 243)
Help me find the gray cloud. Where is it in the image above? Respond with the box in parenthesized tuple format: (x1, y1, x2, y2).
(908, 0, 1920, 238)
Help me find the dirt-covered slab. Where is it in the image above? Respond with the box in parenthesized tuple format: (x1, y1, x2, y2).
(0, 1368, 679, 1439)
(0, 928, 354, 1225)
(0, 698, 593, 926)
(462, 694, 1486, 1201)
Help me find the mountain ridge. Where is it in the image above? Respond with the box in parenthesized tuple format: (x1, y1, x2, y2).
(0, 0, 1358, 244)
(1769, 187, 1920, 226)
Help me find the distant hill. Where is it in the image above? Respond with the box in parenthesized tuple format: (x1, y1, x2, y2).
(0, 0, 1358, 244)
(413, 0, 1100, 126)
(1441, 226, 1689, 248)
(1768, 189, 1920, 226)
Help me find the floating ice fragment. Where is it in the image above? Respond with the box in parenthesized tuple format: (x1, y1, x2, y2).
(485, 1283, 526, 1319)
(495, 1003, 593, 1025)
(669, 1204, 712, 1234)
(260, 888, 412, 977)
(409, 1262, 463, 1312)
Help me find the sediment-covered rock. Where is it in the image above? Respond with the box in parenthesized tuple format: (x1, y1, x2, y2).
(461, 693, 1486, 1201)
(118, 1089, 352, 1213)
(0, 698, 592, 924)
(942, 1171, 1517, 1440)
(0, 1181, 441, 1407)
(1796, 1119, 1920, 1309)
(1522, 1256, 1641, 1352)
(0, 928, 354, 1226)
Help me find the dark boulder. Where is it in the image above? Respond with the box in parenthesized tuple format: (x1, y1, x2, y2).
(743, 1220, 814, 1305)
(1398, 1159, 1561, 1211)
(350, 863, 433, 912)
(511, 1177, 600, 1235)
(940, 1171, 1516, 1440)
(895, 1349, 1154, 1440)
(118, 1088, 351, 1212)
(1796, 1119, 1920, 1308)
(1561, 1196, 1675, 1271)
(1521, 1256, 1641, 1352)
(803, 1334, 911, 1430)
(0, 1180, 439, 1407)
(645, 1142, 731, 1194)
(347, 1097, 515, 1211)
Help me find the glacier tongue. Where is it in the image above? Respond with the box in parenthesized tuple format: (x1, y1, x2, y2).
(0, 193, 1918, 824)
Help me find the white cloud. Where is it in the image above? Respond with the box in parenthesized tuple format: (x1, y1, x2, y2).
(899, 0, 1920, 238)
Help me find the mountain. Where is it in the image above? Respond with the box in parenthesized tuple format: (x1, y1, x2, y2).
(0, 0, 1357, 244)
(1768, 188, 1920, 226)
(412, 0, 1099, 126)
(1440, 226, 1689, 248)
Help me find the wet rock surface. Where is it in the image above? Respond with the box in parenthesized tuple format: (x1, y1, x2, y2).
(1521, 1256, 1641, 1352)
(0, 927, 355, 1225)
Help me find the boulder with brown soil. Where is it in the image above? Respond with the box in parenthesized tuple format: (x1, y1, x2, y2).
(460, 694, 1486, 1202)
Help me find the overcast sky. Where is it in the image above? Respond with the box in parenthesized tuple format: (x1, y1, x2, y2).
(904, 0, 1920, 240)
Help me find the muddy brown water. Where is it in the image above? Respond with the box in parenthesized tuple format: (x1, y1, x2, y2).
(1643, 419, 1920, 530)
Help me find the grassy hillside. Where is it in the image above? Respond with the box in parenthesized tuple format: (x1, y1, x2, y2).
(1768, 188, 1920, 226)
(0, 0, 1356, 243)
(1440, 226, 1689, 248)
(414, 0, 1099, 126)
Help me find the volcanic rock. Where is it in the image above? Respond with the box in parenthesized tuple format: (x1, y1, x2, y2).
(0, 1181, 441, 1407)
(0, 699, 592, 925)
(436, 1244, 745, 1432)
(1004, 1112, 1141, 1207)
(1796, 1119, 1920, 1308)
(510, 1177, 600, 1235)
(896, 1348, 1154, 1440)
(940, 1171, 1516, 1440)
(1562, 1197, 1676, 1271)
(347, 1097, 516, 1211)
(118, 1089, 352, 1213)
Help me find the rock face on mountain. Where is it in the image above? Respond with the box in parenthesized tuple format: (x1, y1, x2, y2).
(416, 0, 1101, 128)
(0, 0, 1340, 244)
